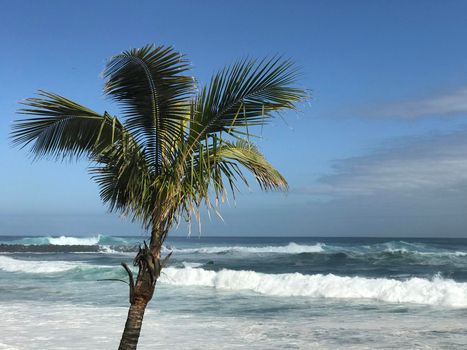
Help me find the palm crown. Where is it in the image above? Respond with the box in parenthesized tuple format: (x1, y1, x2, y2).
(11, 44, 306, 246)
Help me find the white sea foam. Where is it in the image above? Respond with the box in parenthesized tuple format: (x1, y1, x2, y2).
(181, 261, 205, 268)
(0, 256, 93, 273)
(47, 235, 102, 245)
(3, 302, 465, 350)
(166, 242, 325, 255)
(160, 267, 467, 307)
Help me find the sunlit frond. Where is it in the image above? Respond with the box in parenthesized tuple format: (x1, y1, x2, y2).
(171, 137, 287, 231)
(214, 140, 288, 191)
(11, 91, 126, 160)
(103, 44, 195, 173)
(90, 135, 154, 226)
(190, 57, 306, 144)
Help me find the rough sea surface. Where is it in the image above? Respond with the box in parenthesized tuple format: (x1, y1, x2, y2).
(1, 235, 466, 349)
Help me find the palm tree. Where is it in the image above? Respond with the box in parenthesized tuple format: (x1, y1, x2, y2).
(10, 44, 306, 349)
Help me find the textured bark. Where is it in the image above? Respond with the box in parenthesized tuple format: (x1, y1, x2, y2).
(118, 241, 161, 350)
(118, 299, 149, 350)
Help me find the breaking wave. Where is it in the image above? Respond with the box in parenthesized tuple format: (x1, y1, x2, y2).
(166, 242, 325, 254)
(0, 256, 97, 274)
(10, 234, 132, 246)
(2, 254, 467, 307)
(47, 235, 101, 245)
(161, 267, 467, 308)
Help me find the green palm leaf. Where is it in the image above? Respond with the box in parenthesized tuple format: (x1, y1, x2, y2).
(11, 91, 127, 160)
(190, 57, 305, 144)
(214, 140, 288, 191)
(91, 140, 153, 225)
(103, 44, 196, 173)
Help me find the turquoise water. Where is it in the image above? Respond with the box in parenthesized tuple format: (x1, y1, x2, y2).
(1, 235, 467, 349)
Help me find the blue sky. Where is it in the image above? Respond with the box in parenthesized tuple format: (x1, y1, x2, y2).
(2, 0, 467, 236)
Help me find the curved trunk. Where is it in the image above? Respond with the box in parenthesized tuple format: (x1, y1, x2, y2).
(118, 241, 162, 350)
(118, 298, 149, 350)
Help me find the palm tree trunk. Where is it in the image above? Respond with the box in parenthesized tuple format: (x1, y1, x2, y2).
(118, 241, 161, 350)
(118, 298, 149, 350)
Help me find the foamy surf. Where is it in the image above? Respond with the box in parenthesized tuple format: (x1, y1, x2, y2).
(161, 267, 467, 307)
(0, 256, 100, 274)
(47, 235, 102, 245)
(165, 242, 325, 254)
(4, 234, 135, 247)
(2, 236, 466, 349)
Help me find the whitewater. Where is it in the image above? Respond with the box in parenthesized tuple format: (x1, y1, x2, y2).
(1, 235, 467, 349)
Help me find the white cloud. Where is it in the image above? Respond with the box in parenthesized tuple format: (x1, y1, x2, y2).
(298, 130, 467, 197)
(366, 87, 467, 118)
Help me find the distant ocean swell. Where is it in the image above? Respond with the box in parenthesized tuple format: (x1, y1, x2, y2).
(0, 235, 325, 253)
(1, 235, 466, 257)
(0, 235, 138, 253)
(1, 255, 466, 307)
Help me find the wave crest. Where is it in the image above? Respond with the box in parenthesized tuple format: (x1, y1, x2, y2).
(0, 256, 96, 274)
(47, 235, 102, 246)
(161, 267, 467, 307)
(166, 242, 325, 255)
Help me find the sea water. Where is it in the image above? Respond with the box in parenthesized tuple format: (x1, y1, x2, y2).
(0, 235, 466, 349)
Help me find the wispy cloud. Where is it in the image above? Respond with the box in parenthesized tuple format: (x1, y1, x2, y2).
(363, 87, 467, 119)
(296, 129, 467, 197)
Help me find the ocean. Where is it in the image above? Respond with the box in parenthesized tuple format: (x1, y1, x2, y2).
(0, 235, 466, 349)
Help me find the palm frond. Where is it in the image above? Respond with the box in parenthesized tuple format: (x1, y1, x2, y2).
(103, 44, 195, 173)
(11, 91, 126, 160)
(172, 137, 287, 229)
(214, 140, 288, 191)
(91, 136, 154, 225)
(189, 57, 306, 144)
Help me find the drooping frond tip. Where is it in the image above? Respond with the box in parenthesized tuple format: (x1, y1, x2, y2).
(215, 140, 288, 192)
